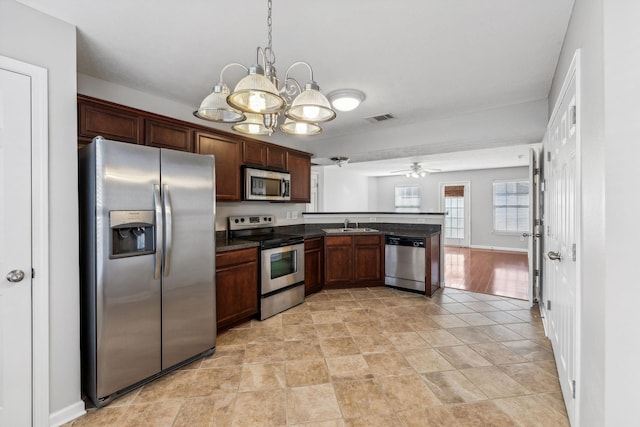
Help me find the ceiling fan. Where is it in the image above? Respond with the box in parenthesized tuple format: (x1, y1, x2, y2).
(390, 162, 440, 178)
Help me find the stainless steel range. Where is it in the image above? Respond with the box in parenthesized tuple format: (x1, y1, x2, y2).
(228, 215, 304, 319)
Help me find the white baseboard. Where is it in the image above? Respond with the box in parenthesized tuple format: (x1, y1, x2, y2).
(469, 244, 527, 253)
(49, 400, 86, 427)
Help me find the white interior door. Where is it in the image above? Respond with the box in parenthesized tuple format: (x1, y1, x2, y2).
(441, 182, 470, 247)
(0, 67, 33, 425)
(544, 54, 579, 425)
(525, 148, 541, 307)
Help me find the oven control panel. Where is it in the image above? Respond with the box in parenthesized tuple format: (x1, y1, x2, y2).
(228, 215, 275, 230)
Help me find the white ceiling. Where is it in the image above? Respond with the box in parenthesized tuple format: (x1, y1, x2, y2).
(19, 0, 574, 174)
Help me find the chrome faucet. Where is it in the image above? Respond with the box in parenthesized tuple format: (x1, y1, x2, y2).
(343, 219, 349, 229)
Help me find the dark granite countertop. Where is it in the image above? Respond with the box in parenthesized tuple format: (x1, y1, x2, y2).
(302, 211, 445, 216)
(215, 222, 441, 253)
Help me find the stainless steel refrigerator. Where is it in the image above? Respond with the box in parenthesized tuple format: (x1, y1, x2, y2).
(79, 137, 216, 407)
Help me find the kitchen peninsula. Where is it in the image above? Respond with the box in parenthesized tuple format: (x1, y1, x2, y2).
(214, 212, 445, 330)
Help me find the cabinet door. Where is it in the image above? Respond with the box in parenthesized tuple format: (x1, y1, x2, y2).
(287, 152, 311, 203)
(242, 140, 267, 167)
(145, 119, 193, 152)
(196, 132, 241, 202)
(78, 100, 143, 144)
(324, 236, 353, 285)
(304, 237, 324, 295)
(215, 248, 259, 329)
(354, 235, 383, 283)
(267, 146, 287, 170)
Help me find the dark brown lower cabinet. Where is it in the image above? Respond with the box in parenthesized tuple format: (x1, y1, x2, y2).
(304, 237, 324, 295)
(324, 234, 383, 289)
(215, 247, 259, 330)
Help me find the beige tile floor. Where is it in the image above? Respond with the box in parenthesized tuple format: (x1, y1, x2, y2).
(67, 287, 569, 426)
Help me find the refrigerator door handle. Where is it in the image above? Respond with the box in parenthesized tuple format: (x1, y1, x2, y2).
(153, 184, 163, 279)
(163, 184, 172, 277)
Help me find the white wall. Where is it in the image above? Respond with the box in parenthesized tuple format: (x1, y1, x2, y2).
(320, 165, 370, 212)
(602, 1, 640, 424)
(373, 167, 528, 250)
(0, 0, 82, 421)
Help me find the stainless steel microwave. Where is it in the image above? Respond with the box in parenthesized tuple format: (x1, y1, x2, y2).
(244, 167, 291, 201)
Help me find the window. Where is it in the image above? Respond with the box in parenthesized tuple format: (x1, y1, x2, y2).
(493, 180, 529, 233)
(395, 185, 420, 212)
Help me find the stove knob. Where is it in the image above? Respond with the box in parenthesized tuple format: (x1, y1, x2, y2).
(240, 218, 245, 222)
(234, 219, 239, 223)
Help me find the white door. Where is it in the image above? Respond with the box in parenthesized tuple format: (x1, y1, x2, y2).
(0, 68, 33, 425)
(441, 182, 470, 247)
(525, 148, 541, 307)
(544, 55, 579, 425)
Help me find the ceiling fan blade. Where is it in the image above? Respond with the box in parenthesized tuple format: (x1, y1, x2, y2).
(389, 169, 410, 174)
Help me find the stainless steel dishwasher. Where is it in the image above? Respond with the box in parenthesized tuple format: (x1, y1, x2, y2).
(384, 235, 426, 293)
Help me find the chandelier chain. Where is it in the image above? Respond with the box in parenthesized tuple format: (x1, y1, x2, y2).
(265, 0, 275, 65)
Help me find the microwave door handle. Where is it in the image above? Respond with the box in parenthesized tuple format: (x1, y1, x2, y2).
(281, 179, 286, 197)
(153, 184, 163, 280)
(162, 184, 172, 277)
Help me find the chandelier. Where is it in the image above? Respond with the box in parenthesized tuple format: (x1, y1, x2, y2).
(193, 0, 336, 136)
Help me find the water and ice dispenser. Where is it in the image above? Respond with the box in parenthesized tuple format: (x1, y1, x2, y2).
(109, 210, 155, 258)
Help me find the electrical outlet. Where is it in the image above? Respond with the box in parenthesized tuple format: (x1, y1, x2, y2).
(291, 211, 298, 219)
(286, 211, 291, 219)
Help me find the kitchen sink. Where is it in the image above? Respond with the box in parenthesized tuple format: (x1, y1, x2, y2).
(323, 228, 379, 233)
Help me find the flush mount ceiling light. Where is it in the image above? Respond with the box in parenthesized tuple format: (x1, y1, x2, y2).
(331, 156, 350, 167)
(327, 89, 365, 112)
(193, 0, 336, 136)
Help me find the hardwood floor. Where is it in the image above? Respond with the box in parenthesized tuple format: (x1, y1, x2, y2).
(444, 247, 529, 300)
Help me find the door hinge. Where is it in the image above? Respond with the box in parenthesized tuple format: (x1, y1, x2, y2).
(535, 219, 542, 226)
(572, 243, 577, 262)
(547, 225, 551, 236)
(32, 268, 35, 278)
(572, 379, 576, 399)
(534, 269, 540, 277)
(571, 106, 577, 126)
(547, 300, 551, 310)
(534, 168, 541, 175)
(547, 151, 551, 162)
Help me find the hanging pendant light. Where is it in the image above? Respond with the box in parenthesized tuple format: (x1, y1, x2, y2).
(280, 119, 322, 136)
(227, 65, 285, 114)
(193, 0, 337, 137)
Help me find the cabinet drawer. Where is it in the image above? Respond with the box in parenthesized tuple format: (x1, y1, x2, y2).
(325, 236, 352, 246)
(355, 235, 381, 245)
(216, 247, 258, 269)
(304, 237, 323, 251)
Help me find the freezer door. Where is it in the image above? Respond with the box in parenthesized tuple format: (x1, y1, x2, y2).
(160, 149, 216, 369)
(94, 139, 162, 399)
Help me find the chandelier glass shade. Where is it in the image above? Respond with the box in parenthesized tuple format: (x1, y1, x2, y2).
(232, 113, 271, 136)
(280, 119, 322, 136)
(193, 0, 335, 136)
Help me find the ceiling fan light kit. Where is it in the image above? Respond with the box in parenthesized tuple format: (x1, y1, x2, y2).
(331, 156, 350, 167)
(193, 0, 336, 136)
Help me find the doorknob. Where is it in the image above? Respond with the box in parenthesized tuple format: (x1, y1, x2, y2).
(6, 269, 25, 282)
(522, 232, 541, 238)
(547, 251, 562, 261)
